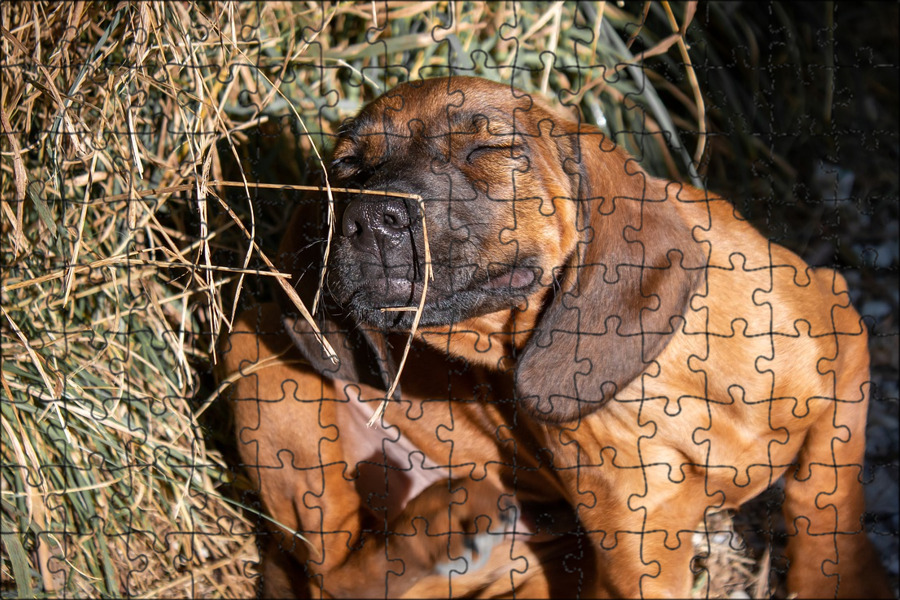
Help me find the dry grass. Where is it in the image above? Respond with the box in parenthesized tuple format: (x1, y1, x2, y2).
(0, 2, 769, 597)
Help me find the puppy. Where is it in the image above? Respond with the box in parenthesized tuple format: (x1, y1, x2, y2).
(219, 206, 585, 597)
(326, 76, 891, 598)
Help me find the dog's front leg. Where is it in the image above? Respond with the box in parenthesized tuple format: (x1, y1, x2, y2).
(325, 478, 514, 598)
(559, 454, 707, 598)
(782, 398, 891, 598)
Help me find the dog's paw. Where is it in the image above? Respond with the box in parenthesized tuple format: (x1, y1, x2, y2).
(393, 478, 515, 576)
(433, 528, 499, 576)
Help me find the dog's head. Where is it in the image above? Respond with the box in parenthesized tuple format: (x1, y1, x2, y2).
(325, 76, 705, 423)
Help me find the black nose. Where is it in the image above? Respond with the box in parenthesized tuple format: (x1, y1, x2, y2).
(341, 199, 411, 254)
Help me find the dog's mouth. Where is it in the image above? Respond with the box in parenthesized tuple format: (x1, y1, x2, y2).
(334, 260, 540, 329)
(358, 276, 416, 306)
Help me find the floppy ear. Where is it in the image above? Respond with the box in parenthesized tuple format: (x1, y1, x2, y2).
(516, 136, 705, 424)
(282, 313, 399, 397)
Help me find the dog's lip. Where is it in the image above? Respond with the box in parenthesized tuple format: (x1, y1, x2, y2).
(339, 263, 540, 324)
(356, 276, 415, 306)
(359, 267, 537, 306)
(483, 266, 536, 290)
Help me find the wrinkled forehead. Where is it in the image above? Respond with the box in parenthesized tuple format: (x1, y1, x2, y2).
(344, 77, 560, 139)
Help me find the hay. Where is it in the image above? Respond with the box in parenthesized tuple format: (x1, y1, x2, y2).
(1, 2, 737, 597)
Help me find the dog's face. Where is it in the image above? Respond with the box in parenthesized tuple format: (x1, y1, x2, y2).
(327, 77, 581, 330)
(325, 76, 703, 423)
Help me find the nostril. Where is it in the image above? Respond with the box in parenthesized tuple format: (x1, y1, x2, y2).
(341, 216, 360, 238)
(382, 203, 409, 230)
(340, 201, 366, 238)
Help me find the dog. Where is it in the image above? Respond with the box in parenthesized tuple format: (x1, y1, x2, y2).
(218, 205, 588, 597)
(325, 76, 892, 598)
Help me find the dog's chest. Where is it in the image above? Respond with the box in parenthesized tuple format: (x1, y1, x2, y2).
(336, 389, 445, 521)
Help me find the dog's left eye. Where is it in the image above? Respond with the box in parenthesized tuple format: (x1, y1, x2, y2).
(465, 144, 524, 163)
(332, 156, 356, 168)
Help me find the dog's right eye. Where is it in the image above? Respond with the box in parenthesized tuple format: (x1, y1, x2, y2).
(332, 156, 363, 176)
(465, 144, 523, 163)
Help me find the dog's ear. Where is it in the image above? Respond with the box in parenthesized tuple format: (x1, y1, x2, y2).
(516, 133, 705, 423)
(283, 313, 399, 398)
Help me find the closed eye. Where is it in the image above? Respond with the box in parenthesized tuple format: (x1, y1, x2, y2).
(465, 144, 525, 163)
(332, 155, 357, 168)
(331, 156, 386, 183)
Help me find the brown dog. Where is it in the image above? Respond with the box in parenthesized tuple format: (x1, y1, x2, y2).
(326, 76, 891, 598)
(219, 205, 587, 596)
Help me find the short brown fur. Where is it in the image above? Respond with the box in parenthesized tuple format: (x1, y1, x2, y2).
(324, 77, 891, 598)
